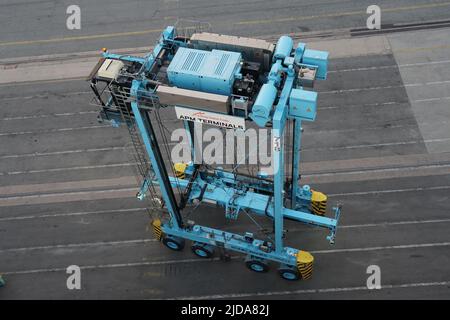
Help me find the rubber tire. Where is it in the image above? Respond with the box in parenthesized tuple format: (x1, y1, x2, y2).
(278, 268, 300, 281)
(245, 260, 269, 273)
(191, 244, 214, 258)
(162, 236, 185, 251)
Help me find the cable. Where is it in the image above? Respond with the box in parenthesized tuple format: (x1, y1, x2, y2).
(242, 208, 274, 242)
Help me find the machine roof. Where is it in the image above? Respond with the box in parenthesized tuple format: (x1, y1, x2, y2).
(167, 47, 241, 81)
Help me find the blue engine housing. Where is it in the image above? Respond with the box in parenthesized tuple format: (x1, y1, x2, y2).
(167, 47, 242, 96)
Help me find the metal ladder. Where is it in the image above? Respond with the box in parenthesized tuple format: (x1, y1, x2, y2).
(110, 84, 151, 180)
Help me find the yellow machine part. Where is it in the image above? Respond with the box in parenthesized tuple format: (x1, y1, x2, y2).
(151, 219, 163, 241)
(173, 162, 188, 179)
(311, 190, 327, 216)
(297, 250, 314, 280)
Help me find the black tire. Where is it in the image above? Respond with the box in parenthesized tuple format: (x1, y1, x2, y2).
(245, 260, 269, 273)
(278, 268, 300, 281)
(162, 236, 185, 251)
(191, 244, 214, 258)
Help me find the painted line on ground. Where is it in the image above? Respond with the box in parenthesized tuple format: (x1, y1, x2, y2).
(1, 1, 448, 47)
(2, 257, 216, 275)
(328, 185, 450, 197)
(320, 101, 402, 110)
(306, 163, 450, 178)
(2, 174, 450, 208)
(310, 242, 450, 254)
(306, 120, 450, 135)
(0, 186, 138, 207)
(0, 121, 445, 149)
(395, 43, 450, 54)
(0, 77, 85, 88)
(0, 125, 110, 137)
(328, 59, 450, 73)
(0, 163, 135, 176)
(2, 218, 450, 252)
(174, 281, 450, 300)
(0, 239, 155, 253)
(234, 1, 450, 26)
(3, 241, 449, 275)
(339, 218, 450, 229)
(0, 146, 127, 160)
(0, 91, 91, 103)
(0, 207, 147, 222)
(321, 80, 450, 94)
(0, 186, 136, 201)
(3, 137, 449, 176)
(0, 111, 97, 121)
(304, 137, 450, 152)
(413, 96, 450, 103)
(1, 94, 440, 126)
(321, 96, 450, 110)
(0, 28, 162, 47)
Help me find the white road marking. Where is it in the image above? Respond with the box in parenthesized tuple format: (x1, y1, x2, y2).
(328, 59, 450, 73)
(0, 146, 127, 159)
(0, 207, 147, 222)
(174, 281, 450, 300)
(0, 124, 109, 136)
(323, 84, 403, 94)
(321, 80, 450, 94)
(1, 176, 449, 208)
(320, 96, 446, 111)
(328, 185, 450, 197)
(311, 242, 450, 254)
(0, 91, 90, 102)
(0, 186, 136, 201)
(306, 120, 450, 135)
(3, 241, 449, 275)
(2, 137, 447, 174)
(3, 218, 450, 253)
(0, 239, 155, 253)
(339, 218, 450, 229)
(0, 125, 446, 160)
(1, 162, 135, 176)
(413, 96, 450, 102)
(410, 80, 450, 86)
(303, 137, 450, 152)
(0, 186, 138, 207)
(328, 65, 395, 73)
(305, 163, 450, 178)
(2, 257, 216, 275)
(320, 101, 400, 110)
(0, 111, 97, 121)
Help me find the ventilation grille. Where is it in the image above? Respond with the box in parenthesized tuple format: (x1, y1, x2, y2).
(214, 54, 230, 76)
(180, 51, 206, 72)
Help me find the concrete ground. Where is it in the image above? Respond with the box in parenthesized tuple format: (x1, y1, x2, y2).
(0, 1, 450, 299)
(1, 0, 450, 58)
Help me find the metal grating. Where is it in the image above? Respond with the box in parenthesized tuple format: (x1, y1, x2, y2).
(180, 51, 206, 72)
(214, 53, 230, 76)
(181, 51, 196, 70)
(191, 52, 206, 71)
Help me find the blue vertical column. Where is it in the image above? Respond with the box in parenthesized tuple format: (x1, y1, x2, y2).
(272, 109, 287, 254)
(130, 81, 181, 230)
(272, 72, 293, 253)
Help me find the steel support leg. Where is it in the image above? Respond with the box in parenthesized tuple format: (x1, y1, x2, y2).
(291, 119, 302, 208)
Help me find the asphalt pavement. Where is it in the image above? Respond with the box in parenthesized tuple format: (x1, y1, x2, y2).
(0, 0, 449, 299)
